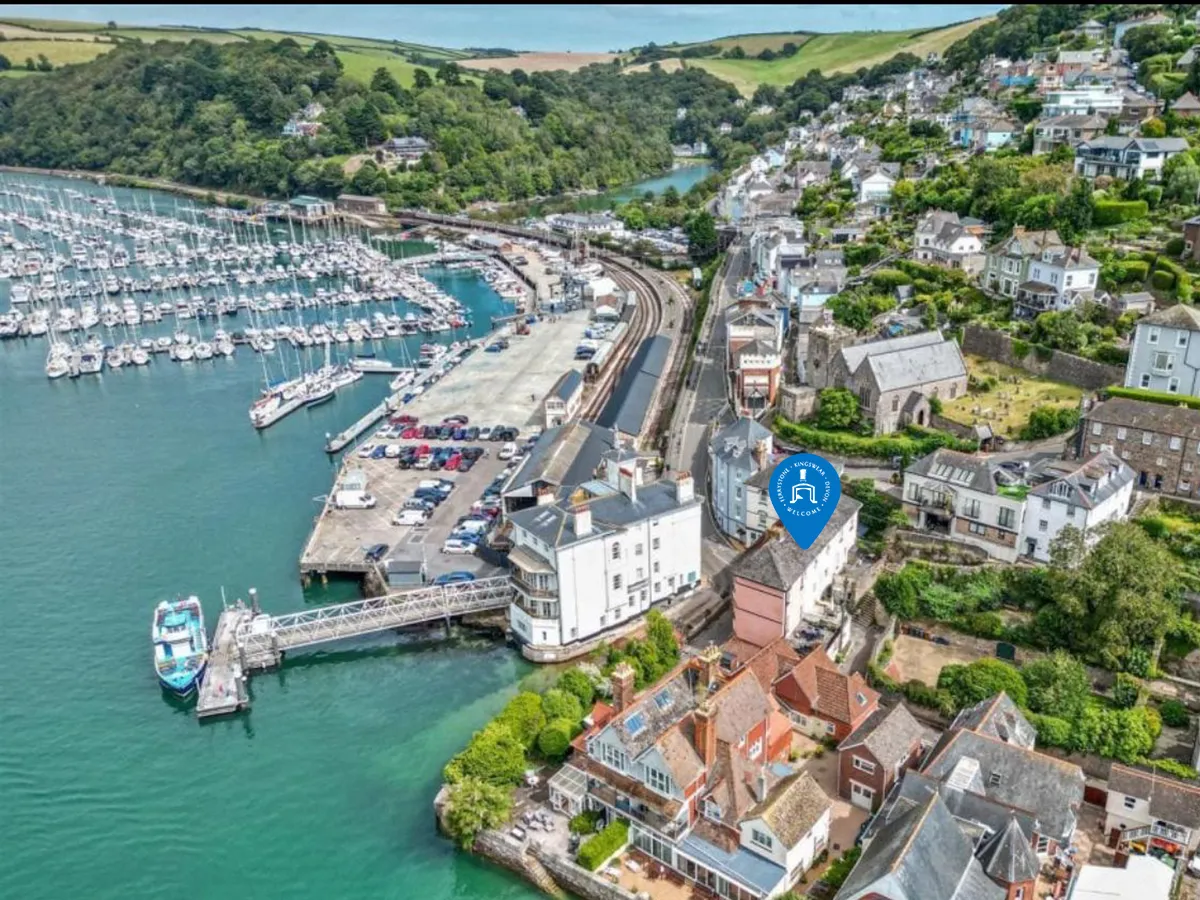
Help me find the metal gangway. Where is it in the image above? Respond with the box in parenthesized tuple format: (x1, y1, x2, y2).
(234, 576, 515, 669)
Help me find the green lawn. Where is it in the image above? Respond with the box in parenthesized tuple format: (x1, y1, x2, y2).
(676, 32, 814, 55)
(0, 68, 50, 78)
(336, 49, 433, 88)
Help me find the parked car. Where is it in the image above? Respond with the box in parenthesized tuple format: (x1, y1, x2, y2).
(444, 414, 469, 425)
(364, 543, 389, 561)
(441, 539, 477, 555)
(458, 458, 475, 473)
(478, 426, 493, 441)
(498, 442, 518, 461)
(465, 426, 480, 440)
(393, 509, 428, 526)
(434, 571, 476, 585)
(356, 443, 376, 459)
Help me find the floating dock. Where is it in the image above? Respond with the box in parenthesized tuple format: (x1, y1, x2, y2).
(196, 604, 251, 719)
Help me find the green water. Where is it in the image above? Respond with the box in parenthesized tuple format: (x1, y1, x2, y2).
(0, 181, 542, 899)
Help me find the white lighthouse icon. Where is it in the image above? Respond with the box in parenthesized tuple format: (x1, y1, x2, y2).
(791, 469, 817, 504)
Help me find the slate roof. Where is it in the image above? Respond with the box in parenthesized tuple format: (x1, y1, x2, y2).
(839, 703, 934, 771)
(947, 694, 1037, 749)
(988, 228, 1063, 258)
(1086, 397, 1200, 440)
(1175, 91, 1200, 111)
(507, 420, 615, 493)
(1078, 136, 1190, 153)
(733, 498, 861, 591)
(922, 729, 1084, 844)
(865, 338, 967, 393)
(751, 771, 831, 849)
(1108, 764, 1200, 830)
(1141, 303, 1200, 332)
(907, 448, 1007, 496)
(711, 417, 773, 472)
(834, 793, 1005, 900)
(549, 369, 583, 402)
(595, 334, 671, 435)
(976, 815, 1040, 885)
(1025, 451, 1133, 511)
(610, 669, 699, 758)
(839, 330, 946, 376)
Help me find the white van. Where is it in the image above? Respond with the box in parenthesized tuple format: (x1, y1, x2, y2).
(498, 442, 518, 460)
(393, 509, 428, 526)
(334, 490, 377, 509)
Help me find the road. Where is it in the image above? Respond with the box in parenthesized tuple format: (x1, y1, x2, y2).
(668, 244, 750, 579)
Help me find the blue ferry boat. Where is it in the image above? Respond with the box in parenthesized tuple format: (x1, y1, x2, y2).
(151, 596, 208, 696)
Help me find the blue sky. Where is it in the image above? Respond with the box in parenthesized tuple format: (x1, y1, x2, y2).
(6, 4, 1008, 52)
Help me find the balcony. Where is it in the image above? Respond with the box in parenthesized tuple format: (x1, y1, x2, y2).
(588, 779, 685, 838)
(512, 571, 558, 600)
(1123, 821, 1191, 848)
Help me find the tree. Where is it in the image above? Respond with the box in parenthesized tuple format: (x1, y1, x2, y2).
(686, 211, 718, 262)
(542, 689, 584, 724)
(646, 609, 678, 666)
(1021, 651, 1091, 721)
(938, 659, 1028, 710)
(1164, 154, 1200, 203)
(496, 691, 546, 749)
(443, 777, 513, 849)
(661, 185, 681, 207)
(1055, 178, 1093, 243)
(1112, 673, 1141, 709)
(435, 62, 463, 85)
(536, 717, 576, 760)
(0, 54, 9, 72)
(556, 668, 596, 710)
(24, 57, 33, 71)
(443, 721, 527, 785)
(413, 67, 433, 89)
(817, 387, 859, 430)
(1048, 524, 1087, 571)
(370, 66, 402, 100)
(1141, 116, 1167, 138)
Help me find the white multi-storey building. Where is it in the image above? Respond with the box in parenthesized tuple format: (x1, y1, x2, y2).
(1042, 86, 1124, 117)
(1017, 452, 1134, 562)
(708, 418, 775, 542)
(507, 466, 702, 656)
(1124, 305, 1200, 397)
(1015, 244, 1101, 317)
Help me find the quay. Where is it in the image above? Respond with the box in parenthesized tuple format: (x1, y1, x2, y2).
(196, 578, 514, 719)
(325, 341, 474, 453)
(301, 308, 593, 583)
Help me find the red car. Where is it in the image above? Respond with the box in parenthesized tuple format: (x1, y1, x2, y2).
(444, 453, 462, 471)
(443, 414, 469, 426)
(416, 444, 431, 457)
(401, 427, 421, 439)
(392, 414, 418, 425)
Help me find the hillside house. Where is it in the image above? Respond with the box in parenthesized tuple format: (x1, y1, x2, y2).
(708, 417, 775, 544)
(1032, 114, 1108, 156)
(1016, 452, 1135, 562)
(1124, 304, 1200, 396)
(772, 647, 878, 742)
(1013, 244, 1100, 317)
(912, 210, 986, 274)
(837, 703, 935, 812)
(1104, 763, 1200, 858)
(1080, 397, 1200, 497)
(1074, 136, 1190, 182)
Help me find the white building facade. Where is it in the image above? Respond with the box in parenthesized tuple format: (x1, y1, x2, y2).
(1124, 305, 1200, 397)
(1017, 453, 1134, 562)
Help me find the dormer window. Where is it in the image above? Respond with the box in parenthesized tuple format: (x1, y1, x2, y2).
(704, 799, 723, 822)
(857, 692, 868, 705)
(989, 772, 1003, 787)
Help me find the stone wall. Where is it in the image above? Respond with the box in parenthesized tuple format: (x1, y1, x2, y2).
(891, 530, 992, 565)
(931, 413, 980, 441)
(962, 325, 1123, 390)
(533, 846, 639, 900)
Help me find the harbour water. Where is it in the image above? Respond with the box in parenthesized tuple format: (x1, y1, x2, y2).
(0, 176, 542, 899)
(611, 161, 715, 201)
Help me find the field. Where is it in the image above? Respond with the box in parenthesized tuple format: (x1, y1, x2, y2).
(0, 39, 114, 67)
(685, 18, 992, 94)
(335, 50, 433, 88)
(939, 355, 1083, 438)
(460, 51, 617, 73)
(109, 28, 247, 44)
(0, 23, 107, 40)
(625, 58, 685, 75)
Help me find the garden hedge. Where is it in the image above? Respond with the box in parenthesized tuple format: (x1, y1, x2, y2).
(1093, 200, 1149, 227)
(1104, 386, 1200, 410)
(577, 820, 629, 871)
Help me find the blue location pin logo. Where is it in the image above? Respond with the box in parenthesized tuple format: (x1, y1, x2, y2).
(769, 453, 842, 549)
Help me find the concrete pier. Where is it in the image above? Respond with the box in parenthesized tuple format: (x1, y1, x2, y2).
(196, 606, 251, 720)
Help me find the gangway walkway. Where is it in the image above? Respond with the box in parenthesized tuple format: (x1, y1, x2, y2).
(195, 576, 514, 719)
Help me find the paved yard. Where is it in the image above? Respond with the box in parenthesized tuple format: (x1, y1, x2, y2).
(890, 634, 989, 687)
(790, 733, 869, 886)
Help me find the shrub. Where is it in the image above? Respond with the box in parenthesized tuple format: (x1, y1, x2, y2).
(821, 847, 862, 891)
(578, 819, 629, 871)
(774, 417, 977, 462)
(960, 611, 1005, 639)
(1123, 260, 1150, 282)
(1020, 405, 1080, 441)
(1010, 338, 1032, 360)
(536, 717, 576, 760)
(1151, 269, 1176, 291)
(542, 689, 584, 725)
(1093, 200, 1149, 227)
(443, 721, 528, 786)
(496, 692, 546, 749)
(870, 268, 913, 291)
(1144, 757, 1200, 779)
(1166, 236, 1186, 257)
(1105, 386, 1200, 410)
(555, 669, 596, 710)
(443, 776, 514, 850)
(569, 809, 603, 835)
(939, 659, 1028, 710)
(1160, 699, 1191, 728)
(817, 387, 860, 430)
(1029, 712, 1072, 748)
(1022, 651, 1092, 722)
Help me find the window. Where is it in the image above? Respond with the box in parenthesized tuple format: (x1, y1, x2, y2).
(704, 800, 722, 822)
(1123, 795, 1137, 810)
(1067, 507, 1076, 519)
(1042, 498, 1051, 510)
(749, 737, 763, 759)
(965, 499, 981, 518)
(969, 521, 987, 535)
(1141, 374, 1152, 388)
(1092, 422, 1103, 436)
(652, 537, 660, 550)
(750, 829, 773, 851)
(856, 692, 868, 706)
(853, 756, 877, 774)
(1038, 520, 1048, 532)
(1148, 328, 1161, 344)
(1035, 835, 1050, 854)
(1153, 352, 1175, 374)
(611, 543, 620, 560)
(825, 722, 836, 735)
(1143, 431, 1153, 446)
(1171, 436, 1183, 451)
(636, 567, 644, 580)
(1170, 378, 1180, 394)
(646, 767, 671, 795)
(989, 772, 1003, 787)
(1183, 481, 1193, 493)
(653, 561, 660, 574)
(635, 543, 643, 556)
(1117, 427, 1127, 441)
(612, 574, 622, 590)
(998, 508, 1015, 529)
(1180, 332, 1190, 348)
(600, 743, 627, 772)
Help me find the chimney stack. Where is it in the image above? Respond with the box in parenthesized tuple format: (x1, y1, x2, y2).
(675, 470, 694, 504)
(699, 642, 722, 689)
(694, 698, 717, 769)
(619, 465, 638, 502)
(573, 503, 592, 537)
(755, 767, 769, 803)
(611, 661, 636, 712)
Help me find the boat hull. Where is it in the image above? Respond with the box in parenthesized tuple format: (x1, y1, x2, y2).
(158, 659, 207, 696)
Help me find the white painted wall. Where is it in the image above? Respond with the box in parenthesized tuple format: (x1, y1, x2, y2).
(783, 509, 858, 634)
